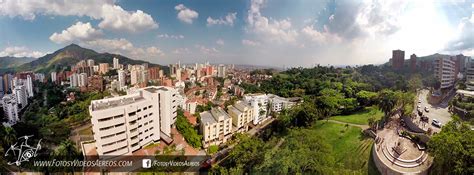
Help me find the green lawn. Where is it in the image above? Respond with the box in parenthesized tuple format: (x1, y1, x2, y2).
(77, 127, 93, 135)
(311, 122, 380, 175)
(330, 106, 383, 125)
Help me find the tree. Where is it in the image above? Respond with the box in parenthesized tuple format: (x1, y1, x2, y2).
(175, 109, 202, 148)
(428, 116, 474, 174)
(2, 126, 17, 148)
(356, 90, 378, 106)
(377, 89, 398, 120)
(408, 74, 423, 92)
(316, 88, 344, 119)
(54, 140, 81, 160)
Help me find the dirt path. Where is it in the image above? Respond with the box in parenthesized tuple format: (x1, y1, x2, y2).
(326, 119, 370, 130)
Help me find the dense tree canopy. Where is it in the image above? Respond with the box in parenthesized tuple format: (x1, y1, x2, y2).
(428, 117, 474, 174)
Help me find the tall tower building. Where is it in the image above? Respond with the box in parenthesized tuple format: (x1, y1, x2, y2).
(51, 72, 57, 83)
(434, 58, 456, 89)
(13, 85, 28, 109)
(2, 94, 19, 126)
(392, 50, 405, 69)
(26, 75, 34, 97)
(113, 57, 120, 69)
(410, 54, 417, 72)
(218, 64, 226, 78)
(70, 73, 79, 87)
(118, 70, 127, 88)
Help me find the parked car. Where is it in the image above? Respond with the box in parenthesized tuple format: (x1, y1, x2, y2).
(432, 119, 441, 128)
(424, 107, 429, 112)
(421, 115, 429, 122)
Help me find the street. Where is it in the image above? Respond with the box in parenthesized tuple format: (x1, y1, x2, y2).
(415, 89, 453, 133)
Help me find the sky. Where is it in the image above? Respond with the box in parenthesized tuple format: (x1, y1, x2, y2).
(0, 0, 472, 67)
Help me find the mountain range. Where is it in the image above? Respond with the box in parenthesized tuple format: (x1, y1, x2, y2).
(0, 56, 36, 69)
(1, 44, 166, 74)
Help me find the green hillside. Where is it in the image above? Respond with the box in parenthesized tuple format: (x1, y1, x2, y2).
(0, 56, 36, 69)
(12, 44, 167, 74)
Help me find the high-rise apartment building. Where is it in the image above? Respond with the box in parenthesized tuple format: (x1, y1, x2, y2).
(148, 67, 160, 80)
(227, 101, 253, 132)
(200, 107, 232, 148)
(13, 85, 28, 109)
(78, 73, 88, 87)
(99, 63, 109, 75)
(26, 75, 33, 97)
(392, 50, 405, 69)
(0, 78, 4, 99)
(89, 86, 179, 156)
(218, 64, 226, 78)
(118, 70, 127, 88)
(70, 73, 79, 87)
(434, 58, 456, 89)
(2, 94, 19, 126)
(113, 57, 120, 69)
(87, 59, 95, 67)
(51, 71, 57, 83)
(410, 54, 417, 72)
(466, 61, 474, 91)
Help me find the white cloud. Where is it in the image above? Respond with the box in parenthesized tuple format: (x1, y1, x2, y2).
(195, 45, 219, 55)
(98, 5, 158, 32)
(49, 22, 102, 44)
(172, 48, 190, 54)
(0, 46, 45, 58)
(242, 39, 261, 46)
(175, 4, 198, 24)
(84, 38, 164, 59)
(247, 0, 298, 43)
(216, 39, 225, 46)
(207, 12, 237, 26)
(301, 25, 341, 43)
(0, 0, 158, 33)
(157, 34, 184, 39)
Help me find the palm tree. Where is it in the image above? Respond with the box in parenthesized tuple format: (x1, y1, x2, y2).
(2, 126, 17, 148)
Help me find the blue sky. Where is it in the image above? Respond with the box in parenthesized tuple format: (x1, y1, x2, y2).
(0, 0, 472, 67)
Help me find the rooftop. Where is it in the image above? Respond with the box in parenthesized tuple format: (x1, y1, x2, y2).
(200, 111, 217, 124)
(456, 89, 474, 97)
(91, 94, 145, 111)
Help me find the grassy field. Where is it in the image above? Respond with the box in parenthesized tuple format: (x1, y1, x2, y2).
(311, 122, 380, 175)
(330, 106, 383, 125)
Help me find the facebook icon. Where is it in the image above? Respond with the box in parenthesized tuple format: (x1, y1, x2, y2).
(142, 159, 152, 168)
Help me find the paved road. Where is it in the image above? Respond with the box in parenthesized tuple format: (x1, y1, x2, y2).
(415, 89, 453, 133)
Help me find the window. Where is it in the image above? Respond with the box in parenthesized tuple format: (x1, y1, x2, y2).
(128, 112, 136, 116)
(98, 117, 113, 122)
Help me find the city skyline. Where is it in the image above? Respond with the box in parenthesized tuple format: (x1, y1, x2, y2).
(0, 0, 472, 67)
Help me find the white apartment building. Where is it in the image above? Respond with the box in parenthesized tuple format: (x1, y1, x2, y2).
(227, 101, 253, 132)
(267, 94, 296, 112)
(118, 70, 127, 89)
(200, 107, 232, 148)
(78, 73, 88, 87)
(113, 57, 120, 69)
(243, 93, 269, 125)
(87, 59, 95, 67)
(218, 64, 226, 78)
(434, 58, 456, 89)
(13, 85, 28, 109)
(70, 73, 79, 87)
(89, 86, 179, 156)
(26, 75, 33, 97)
(51, 72, 57, 82)
(2, 94, 19, 126)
